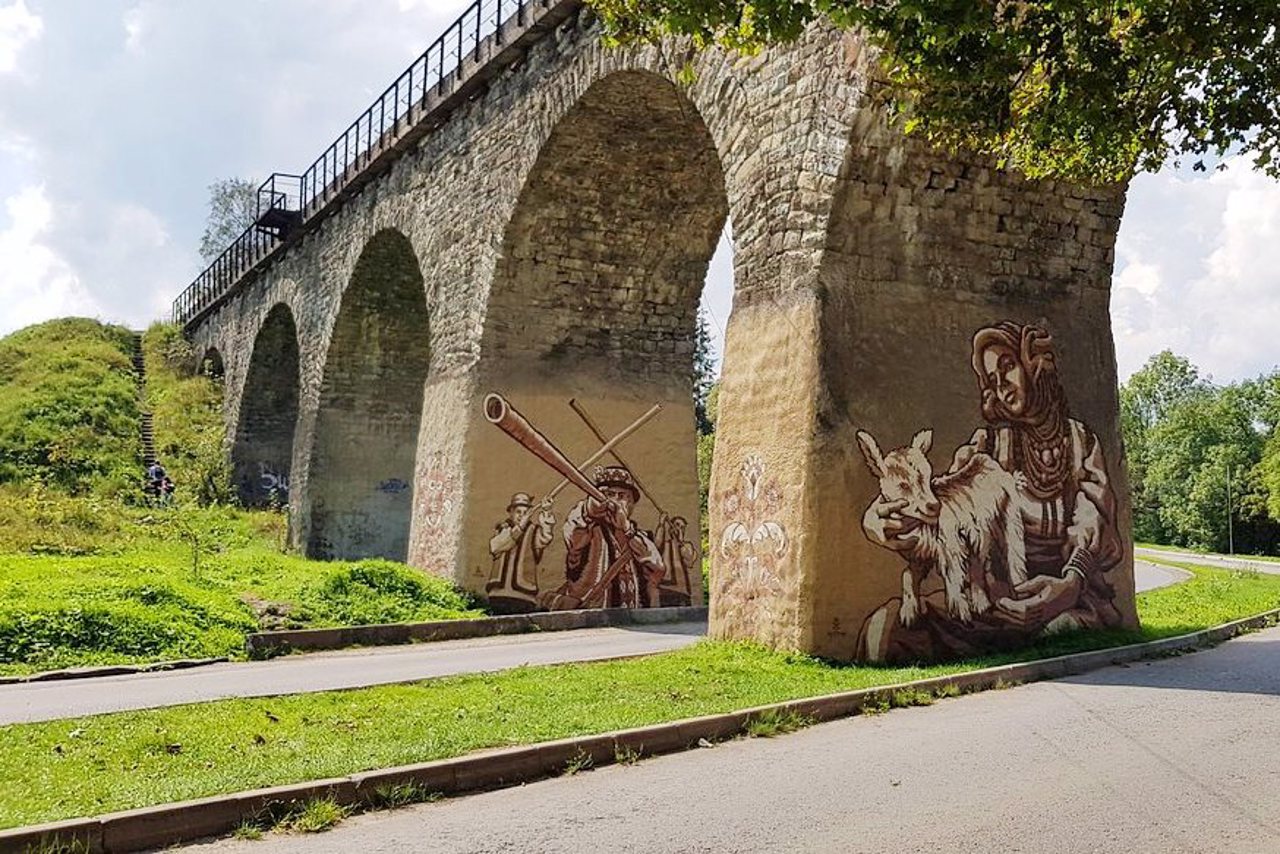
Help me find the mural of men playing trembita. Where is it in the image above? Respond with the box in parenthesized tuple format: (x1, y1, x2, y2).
(655, 514, 697, 607)
(859, 320, 1124, 662)
(539, 465, 666, 610)
(486, 492, 555, 613)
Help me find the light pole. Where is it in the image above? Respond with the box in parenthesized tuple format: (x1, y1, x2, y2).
(1226, 464, 1235, 556)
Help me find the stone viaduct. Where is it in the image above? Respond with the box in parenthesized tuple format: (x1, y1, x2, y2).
(181, 0, 1137, 662)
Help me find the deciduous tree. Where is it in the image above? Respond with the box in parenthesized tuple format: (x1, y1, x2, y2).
(198, 178, 258, 263)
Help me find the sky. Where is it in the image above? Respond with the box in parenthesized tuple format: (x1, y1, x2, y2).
(1, 0, 1278, 385)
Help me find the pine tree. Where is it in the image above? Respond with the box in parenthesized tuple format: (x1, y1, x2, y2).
(693, 309, 717, 435)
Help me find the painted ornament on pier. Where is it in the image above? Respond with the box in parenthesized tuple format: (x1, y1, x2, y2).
(716, 453, 792, 638)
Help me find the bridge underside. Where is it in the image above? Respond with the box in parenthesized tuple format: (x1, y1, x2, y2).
(187, 4, 1137, 662)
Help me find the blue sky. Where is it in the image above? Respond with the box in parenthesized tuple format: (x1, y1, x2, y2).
(1, 0, 1277, 384)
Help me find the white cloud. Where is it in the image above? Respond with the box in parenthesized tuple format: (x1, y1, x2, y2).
(0, 185, 104, 334)
(0, 0, 40, 74)
(1112, 158, 1280, 383)
(122, 6, 147, 54)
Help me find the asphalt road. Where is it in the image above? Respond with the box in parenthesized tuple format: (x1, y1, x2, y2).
(0, 562, 1182, 725)
(0, 622, 705, 725)
(1133, 558, 1191, 592)
(187, 624, 1280, 854)
(1135, 546, 1280, 576)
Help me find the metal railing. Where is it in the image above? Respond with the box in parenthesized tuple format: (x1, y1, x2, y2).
(172, 0, 527, 326)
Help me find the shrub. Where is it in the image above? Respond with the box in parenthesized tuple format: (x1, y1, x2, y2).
(297, 561, 480, 626)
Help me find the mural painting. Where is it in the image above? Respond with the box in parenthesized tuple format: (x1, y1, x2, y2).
(857, 321, 1123, 662)
(483, 393, 698, 612)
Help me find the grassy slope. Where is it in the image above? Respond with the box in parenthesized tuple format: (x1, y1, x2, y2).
(0, 321, 479, 676)
(0, 318, 139, 494)
(141, 323, 232, 504)
(0, 505, 480, 675)
(1, 561, 1276, 829)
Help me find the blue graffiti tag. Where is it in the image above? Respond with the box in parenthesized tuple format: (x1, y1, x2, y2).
(377, 478, 410, 495)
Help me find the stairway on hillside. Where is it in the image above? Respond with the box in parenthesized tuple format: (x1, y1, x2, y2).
(132, 333, 156, 467)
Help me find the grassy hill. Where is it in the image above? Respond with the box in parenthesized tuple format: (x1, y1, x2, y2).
(141, 322, 233, 504)
(0, 319, 478, 675)
(0, 318, 140, 493)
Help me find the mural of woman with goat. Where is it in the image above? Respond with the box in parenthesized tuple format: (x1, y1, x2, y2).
(857, 320, 1124, 662)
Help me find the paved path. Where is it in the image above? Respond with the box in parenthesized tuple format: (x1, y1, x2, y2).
(187, 624, 1280, 854)
(1136, 546, 1280, 575)
(0, 562, 1184, 725)
(1134, 558, 1192, 592)
(0, 622, 704, 725)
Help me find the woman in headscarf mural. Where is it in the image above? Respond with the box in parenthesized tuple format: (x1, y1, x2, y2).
(859, 321, 1124, 662)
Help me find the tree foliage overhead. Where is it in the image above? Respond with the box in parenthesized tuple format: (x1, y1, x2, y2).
(591, 0, 1280, 183)
(198, 177, 258, 263)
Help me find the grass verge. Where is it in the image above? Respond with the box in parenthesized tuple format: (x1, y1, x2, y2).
(0, 503, 480, 676)
(2, 561, 1278, 829)
(1137, 541, 1280, 564)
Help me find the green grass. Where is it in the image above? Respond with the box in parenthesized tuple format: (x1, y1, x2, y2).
(1138, 541, 1280, 564)
(276, 798, 349, 834)
(141, 323, 232, 505)
(0, 320, 480, 676)
(0, 502, 480, 675)
(1, 561, 1276, 829)
(0, 319, 140, 495)
(744, 708, 811, 737)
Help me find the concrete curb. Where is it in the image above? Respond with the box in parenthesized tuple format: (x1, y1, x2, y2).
(0, 657, 227, 686)
(244, 606, 709, 658)
(3, 607, 1276, 854)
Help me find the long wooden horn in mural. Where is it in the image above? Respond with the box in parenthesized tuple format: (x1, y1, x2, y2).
(483, 393, 662, 503)
(568, 397, 665, 516)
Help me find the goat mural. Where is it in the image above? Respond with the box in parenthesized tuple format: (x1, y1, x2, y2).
(856, 428, 1027, 628)
(857, 321, 1124, 662)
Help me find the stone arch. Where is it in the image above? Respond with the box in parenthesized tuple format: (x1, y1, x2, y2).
(471, 69, 729, 611)
(307, 229, 430, 561)
(200, 347, 225, 381)
(231, 304, 300, 508)
(483, 69, 727, 377)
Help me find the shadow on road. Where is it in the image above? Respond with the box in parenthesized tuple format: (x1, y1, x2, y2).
(1058, 635, 1280, 697)
(611, 620, 708, 638)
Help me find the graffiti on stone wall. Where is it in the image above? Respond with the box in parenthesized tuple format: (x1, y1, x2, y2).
(856, 321, 1123, 662)
(238, 462, 290, 507)
(259, 464, 290, 500)
(715, 453, 792, 637)
(416, 452, 459, 567)
(483, 393, 697, 613)
(378, 478, 411, 495)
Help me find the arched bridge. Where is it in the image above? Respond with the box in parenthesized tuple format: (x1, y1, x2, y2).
(179, 0, 1137, 662)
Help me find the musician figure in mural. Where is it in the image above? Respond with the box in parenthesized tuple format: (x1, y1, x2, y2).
(485, 492, 555, 613)
(859, 321, 1123, 662)
(539, 466, 666, 610)
(655, 514, 697, 606)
